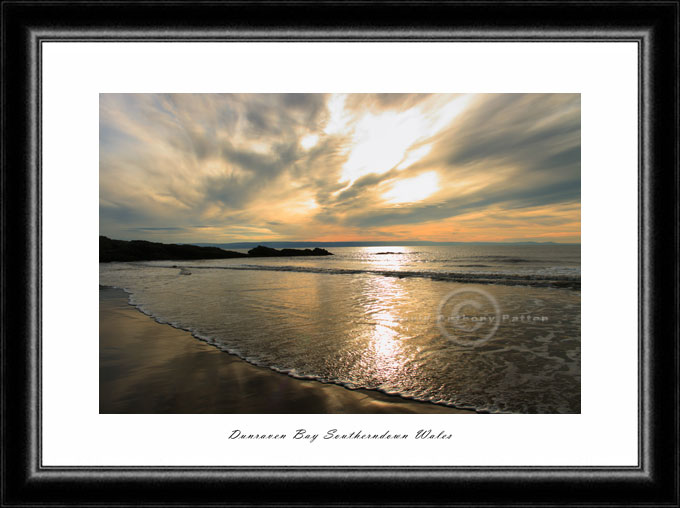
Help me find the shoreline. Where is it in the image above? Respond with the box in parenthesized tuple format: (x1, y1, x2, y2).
(100, 287, 475, 414)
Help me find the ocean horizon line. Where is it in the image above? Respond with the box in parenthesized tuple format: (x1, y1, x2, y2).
(189, 240, 581, 248)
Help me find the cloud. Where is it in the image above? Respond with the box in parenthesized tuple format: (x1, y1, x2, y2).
(324, 94, 580, 232)
(344, 93, 433, 113)
(100, 93, 580, 243)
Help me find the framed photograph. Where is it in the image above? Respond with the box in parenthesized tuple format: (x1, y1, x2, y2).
(2, 1, 678, 505)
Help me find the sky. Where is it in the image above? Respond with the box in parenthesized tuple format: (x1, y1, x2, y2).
(100, 93, 580, 244)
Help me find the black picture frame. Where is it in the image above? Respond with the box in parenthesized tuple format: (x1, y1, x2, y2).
(2, 1, 678, 506)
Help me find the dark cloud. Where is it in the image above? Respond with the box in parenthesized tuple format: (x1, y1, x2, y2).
(222, 142, 296, 177)
(439, 94, 580, 172)
(100, 202, 150, 225)
(238, 93, 329, 137)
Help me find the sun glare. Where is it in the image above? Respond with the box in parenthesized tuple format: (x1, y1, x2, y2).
(396, 144, 432, 170)
(340, 110, 428, 183)
(300, 133, 319, 150)
(338, 94, 475, 184)
(383, 171, 439, 204)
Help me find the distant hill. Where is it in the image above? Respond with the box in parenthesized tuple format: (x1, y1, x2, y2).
(99, 237, 332, 262)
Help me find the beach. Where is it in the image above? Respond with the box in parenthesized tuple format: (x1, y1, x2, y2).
(100, 287, 474, 414)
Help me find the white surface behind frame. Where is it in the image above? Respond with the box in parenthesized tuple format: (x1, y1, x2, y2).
(42, 42, 638, 466)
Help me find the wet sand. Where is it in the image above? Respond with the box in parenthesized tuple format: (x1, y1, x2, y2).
(100, 287, 474, 414)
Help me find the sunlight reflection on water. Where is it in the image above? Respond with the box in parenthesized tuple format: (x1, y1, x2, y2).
(100, 245, 581, 413)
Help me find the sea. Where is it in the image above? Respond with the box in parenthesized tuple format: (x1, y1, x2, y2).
(99, 244, 581, 413)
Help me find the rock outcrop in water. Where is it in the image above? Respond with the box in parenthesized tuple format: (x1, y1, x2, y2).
(99, 236, 332, 262)
(247, 245, 332, 257)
